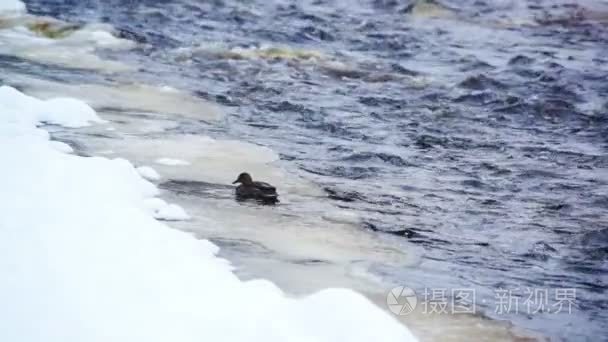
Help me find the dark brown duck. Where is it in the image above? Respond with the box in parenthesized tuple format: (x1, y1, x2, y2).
(232, 172, 279, 204)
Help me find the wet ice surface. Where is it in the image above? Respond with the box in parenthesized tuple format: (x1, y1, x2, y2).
(6, 0, 608, 340)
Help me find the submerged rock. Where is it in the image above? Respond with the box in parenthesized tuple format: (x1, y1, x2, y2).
(27, 20, 80, 39)
(402, 0, 455, 18)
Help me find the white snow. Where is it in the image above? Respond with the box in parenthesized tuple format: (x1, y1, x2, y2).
(49, 140, 74, 153)
(0, 85, 418, 342)
(0, 86, 105, 128)
(136, 165, 161, 181)
(155, 157, 191, 166)
(158, 203, 190, 221)
(0, 0, 25, 17)
(144, 198, 190, 221)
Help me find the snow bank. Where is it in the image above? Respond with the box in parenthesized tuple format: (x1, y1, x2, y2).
(1, 86, 104, 127)
(0, 85, 417, 342)
(0, 0, 25, 17)
(144, 198, 191, 221)
(137, 165, 161, 180)
(49, 140, 74, 153)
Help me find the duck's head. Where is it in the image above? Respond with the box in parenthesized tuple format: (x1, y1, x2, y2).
(232, 172, 253, 185)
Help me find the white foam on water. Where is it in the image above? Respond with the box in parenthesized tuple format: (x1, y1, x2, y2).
(0, 85, 418, 342)
(65, 23, 130, 48)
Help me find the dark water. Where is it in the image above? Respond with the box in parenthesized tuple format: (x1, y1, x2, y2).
(18, 0, 608, 340)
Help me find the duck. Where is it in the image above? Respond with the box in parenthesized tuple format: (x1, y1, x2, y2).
(232, 172, 279, 204)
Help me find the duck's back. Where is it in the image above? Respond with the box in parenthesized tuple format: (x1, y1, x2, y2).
(236, 182, 278, 203)
(253, 181, 276, 194)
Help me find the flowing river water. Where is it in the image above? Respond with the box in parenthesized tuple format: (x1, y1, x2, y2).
(1, 0, 607, 340)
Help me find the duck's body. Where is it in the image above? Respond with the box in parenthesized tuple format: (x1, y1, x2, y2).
(233, 173, 279, 204)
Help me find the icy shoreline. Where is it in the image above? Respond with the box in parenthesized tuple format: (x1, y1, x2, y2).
(0, 84, 417, 341)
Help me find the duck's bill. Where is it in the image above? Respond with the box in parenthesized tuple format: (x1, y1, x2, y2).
(232, 180, 239, 184)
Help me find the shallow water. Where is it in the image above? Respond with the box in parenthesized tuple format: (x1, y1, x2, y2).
(3, 0, 608, 340)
